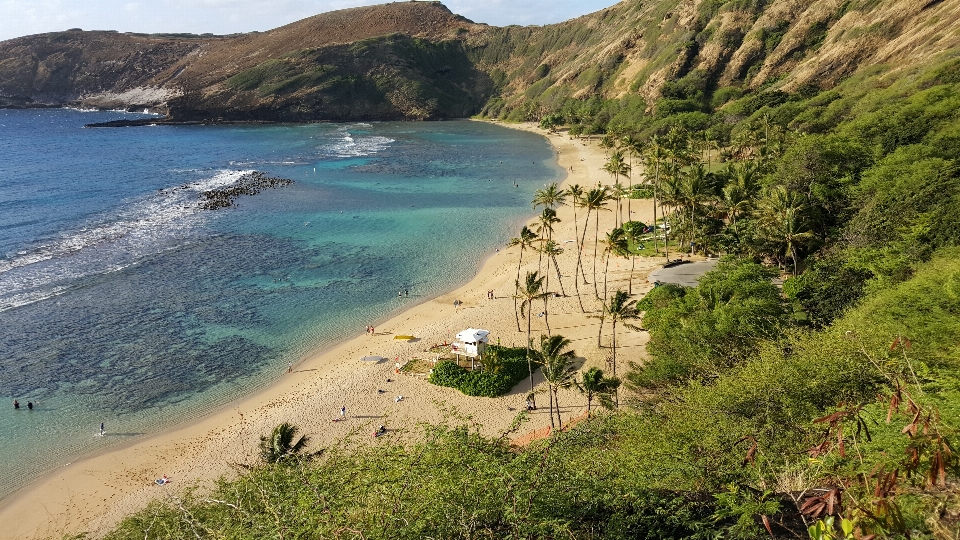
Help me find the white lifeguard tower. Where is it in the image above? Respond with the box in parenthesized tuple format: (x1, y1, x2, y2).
(452, 328, 490, 370)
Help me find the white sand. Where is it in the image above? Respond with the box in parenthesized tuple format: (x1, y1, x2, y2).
(0, 122, 666, 539)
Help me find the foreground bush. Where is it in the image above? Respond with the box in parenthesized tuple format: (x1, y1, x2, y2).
(101, 419, 722, 540)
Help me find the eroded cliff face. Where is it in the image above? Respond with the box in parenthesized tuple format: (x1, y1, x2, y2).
(0, 31, 205, 108)
(2, 0, 959, 121)
(474, 0, 960, 111)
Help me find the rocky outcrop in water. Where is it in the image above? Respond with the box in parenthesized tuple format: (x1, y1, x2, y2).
(199, 172, 293, 210)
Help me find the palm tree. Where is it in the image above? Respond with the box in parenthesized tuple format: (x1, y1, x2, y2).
(603, 151, 631, 209)
(621, 221, 645, 294)
(532, 182, 567, 211)
(583, 186, 613, 299)
(533, 334, 577, 429)
(758, 186, 814, 275)
(539, 240, 566, 297)
(566, 184, 588, 313)
(259, 422, 309, 464)
(600, 227, 629, 304)
(681, 163, 717, 256)
(719, 161, 759, 254)
(611, 182, 630, 226)
(508, 226, 538, 332)
(533, 185, 565, 267)
(622, 135, 643, 219)
(643, 135, 668, 256)
(595, 290, 641, 407)
(534, 207, 560, 274)
(578, 367, 621, 415)
(515, 271, 550, 408)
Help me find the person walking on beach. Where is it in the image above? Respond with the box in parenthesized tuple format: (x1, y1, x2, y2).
(99, 422, 105, 436)
(340, 405, 346, 419)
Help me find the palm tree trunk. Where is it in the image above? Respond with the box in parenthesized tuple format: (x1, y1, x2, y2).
(603, 252, 612, 304)
(526, 310, 536, 409)
(587, 393, 593, 415)
(619, 195, 624, 227)
(592, 211, 600, 299)
(548, 387, 555, 429)
(792, 242, 799, 277)
(612, 320, 619, 409)
(578, 208, 592, 286)
(515, 248, 524, 332)
(653, 162, 660, 255)
(555, 391, 563, 429)
(597, 313, 603, 347)
(629, 254, 635, 295)
(543, 296, 551, 336)
(537, 237, 545, 275)
(572, 204, 586, 313)
(551, 256, 566, 296)
(664, 205, 671, 261)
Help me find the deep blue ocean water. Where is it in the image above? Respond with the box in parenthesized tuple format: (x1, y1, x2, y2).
(0, 110, 559, 496)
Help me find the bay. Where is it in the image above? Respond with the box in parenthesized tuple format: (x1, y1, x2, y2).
(0, 110, 559, 496)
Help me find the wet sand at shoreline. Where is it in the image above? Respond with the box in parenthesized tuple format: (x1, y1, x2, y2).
(0, 122, 666, 540)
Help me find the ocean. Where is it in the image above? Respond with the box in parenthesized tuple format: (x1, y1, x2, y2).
(0, 110, 560, 497)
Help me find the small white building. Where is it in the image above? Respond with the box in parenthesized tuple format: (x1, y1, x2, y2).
(452, 328, 490, 369)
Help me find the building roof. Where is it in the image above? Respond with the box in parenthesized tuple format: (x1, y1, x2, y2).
(455, 328, 490, 343)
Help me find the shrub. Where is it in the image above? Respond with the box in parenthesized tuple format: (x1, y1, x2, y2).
(428, 346, 531, 397)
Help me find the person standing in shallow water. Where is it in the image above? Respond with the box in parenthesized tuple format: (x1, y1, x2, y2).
(27, 401, 33, 410)
(13, 399, 19, 410)
(100, 422, 105, 436)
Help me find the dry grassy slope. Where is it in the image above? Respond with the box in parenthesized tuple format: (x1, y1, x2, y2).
(0, 31, 210, 106)
(153, 1, 482, 92)
(482, 0, 960, 108)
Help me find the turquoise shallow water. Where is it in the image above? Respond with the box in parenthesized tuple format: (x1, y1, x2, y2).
(0, 111, 560, 497)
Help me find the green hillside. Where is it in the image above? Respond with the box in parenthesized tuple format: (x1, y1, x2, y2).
(98, 33, 960, 540)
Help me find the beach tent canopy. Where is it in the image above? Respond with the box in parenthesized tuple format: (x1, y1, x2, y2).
(455, 329, 490, 344)
(360, 355, 384, 363)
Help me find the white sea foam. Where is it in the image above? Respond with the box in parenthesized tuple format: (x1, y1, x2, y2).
(0, 170, 252, 310)
(0, 286, 69, 313)
(321, 128, 394, 158)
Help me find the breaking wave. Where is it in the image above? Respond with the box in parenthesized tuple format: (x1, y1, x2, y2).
(0, 170, 252, 311)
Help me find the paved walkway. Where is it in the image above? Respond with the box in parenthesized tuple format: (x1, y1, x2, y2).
(647, 259, 718, 287)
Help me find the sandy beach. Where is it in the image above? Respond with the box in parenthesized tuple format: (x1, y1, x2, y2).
(0, 122, 665, 540)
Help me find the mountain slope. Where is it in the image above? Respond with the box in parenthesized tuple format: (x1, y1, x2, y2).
(473, 0, 960, 115)
(0, 1, 487, 119)
(2, 0, 960, 121)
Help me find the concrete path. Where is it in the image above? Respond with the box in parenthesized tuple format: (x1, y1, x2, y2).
(647, 259, 718, 287)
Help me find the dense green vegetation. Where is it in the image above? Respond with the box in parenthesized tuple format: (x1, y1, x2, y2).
(196, 34, 495, 121)
(428, 346, 531, 397)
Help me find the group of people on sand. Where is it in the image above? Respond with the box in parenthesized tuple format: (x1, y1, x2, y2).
(365, 325, 375, 335)
(486, 290, 495, 300)
(12, 399, 34, 410)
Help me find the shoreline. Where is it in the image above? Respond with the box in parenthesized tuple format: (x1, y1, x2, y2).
(0, 121, 662, 540)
